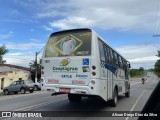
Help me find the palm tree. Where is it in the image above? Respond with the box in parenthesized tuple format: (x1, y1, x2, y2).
(29, 59, 42, 81)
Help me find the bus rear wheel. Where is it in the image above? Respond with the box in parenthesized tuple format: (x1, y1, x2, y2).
(68, 93, 82, 102)
(125, 88, 130, 97)
(110, 89, 118, 107)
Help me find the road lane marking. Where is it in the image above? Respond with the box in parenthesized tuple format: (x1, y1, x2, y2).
(125, 90, 145, 120)
(14, 97, 67, 111)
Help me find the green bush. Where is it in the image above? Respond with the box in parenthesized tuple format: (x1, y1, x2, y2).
(130, 68, 145, 77)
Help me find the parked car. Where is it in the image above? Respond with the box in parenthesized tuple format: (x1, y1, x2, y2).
(3, 79, 35, 95)
(34, 78, 44, 91)
(34, 81, 42, 91)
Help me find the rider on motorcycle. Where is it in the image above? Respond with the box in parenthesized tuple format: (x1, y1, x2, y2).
(141, 78, 145, 84)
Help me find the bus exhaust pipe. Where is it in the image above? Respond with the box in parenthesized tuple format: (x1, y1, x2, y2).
(51, 92, 65, 96)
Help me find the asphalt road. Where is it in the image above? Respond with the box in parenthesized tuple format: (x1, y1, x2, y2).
(0, 73, 159, 120)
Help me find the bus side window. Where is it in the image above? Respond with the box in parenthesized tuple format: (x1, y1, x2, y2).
(118, 56, 123, 68)
(124, 61, 129, 79)
(107, 47, 111, 64)
(109, 48, 114, 65)
(121, 58, 125, 70)
(98, 39, 105, 62)
(113, 52, 118, 67)
(104, 45, 110, 64)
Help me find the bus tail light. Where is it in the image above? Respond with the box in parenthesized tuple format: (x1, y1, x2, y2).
(91, 80, 95, 85)
(92, 65, 96, 70)
(92, 72, 96, 76)
(47, 89, 51, 91)
(41, 66, 44, 69)
(41, 71, 44, 75)
(41, 66, 44, 75)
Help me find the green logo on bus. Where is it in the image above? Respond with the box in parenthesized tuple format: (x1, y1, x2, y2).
(53, 66, 78, 72)
(60, 58, 70, 66)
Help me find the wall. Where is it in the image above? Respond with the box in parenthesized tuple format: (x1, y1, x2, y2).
(0, 70, 30, 90)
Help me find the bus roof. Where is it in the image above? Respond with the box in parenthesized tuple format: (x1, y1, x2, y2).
(50, 28, 92, 37)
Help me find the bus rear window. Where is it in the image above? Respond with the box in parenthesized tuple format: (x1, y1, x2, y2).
(45, 30, 91, 57)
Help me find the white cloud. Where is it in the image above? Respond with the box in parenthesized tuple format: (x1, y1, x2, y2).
(115, 44, 159, 69)
(2, 40, 44, 67)
(129, 56, 158, 63)
(49, 17, 95, 30)
(1, 0, 158, 68)
(17, 0, 156, 31)
(30, 38, 41, 43)
(116, 44, 158, 59)
(30, 0, 155, 31)
(6, 42, 45, 50)
(42, 25, 53, 31)
(4, 52, 42, 67)
(0, 31, 13, 39)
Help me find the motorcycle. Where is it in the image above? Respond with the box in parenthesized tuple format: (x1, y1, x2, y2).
(141, 78, 145, 84)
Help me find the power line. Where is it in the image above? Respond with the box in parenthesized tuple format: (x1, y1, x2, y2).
(38, 45, 45, 53)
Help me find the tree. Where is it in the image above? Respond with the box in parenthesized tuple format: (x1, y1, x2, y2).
(139, 67, 144, 71)
(130, 68, 145, 77)
(157, 50, 160, 57)
(154, 50, 160, 77)
(0, 45, 8, 64)
(29, 59, 41, 81)
(29, 59, 41, 73)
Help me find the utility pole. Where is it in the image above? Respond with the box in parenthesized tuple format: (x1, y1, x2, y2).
(35, 51, 40, 83)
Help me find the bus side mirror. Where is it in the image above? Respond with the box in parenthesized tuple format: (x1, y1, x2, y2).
(128, 64, 131, 68)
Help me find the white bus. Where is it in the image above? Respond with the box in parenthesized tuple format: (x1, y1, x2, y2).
(41, 28, 131, 107)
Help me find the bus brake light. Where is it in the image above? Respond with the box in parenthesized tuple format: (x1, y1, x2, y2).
(92, 72, 96, 76)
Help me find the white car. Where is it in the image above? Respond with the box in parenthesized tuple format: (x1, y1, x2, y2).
(147, 75, 150, 77)
(34, 81, 42, 91)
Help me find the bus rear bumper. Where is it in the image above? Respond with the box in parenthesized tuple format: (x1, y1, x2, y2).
(45, 85, 93, 95)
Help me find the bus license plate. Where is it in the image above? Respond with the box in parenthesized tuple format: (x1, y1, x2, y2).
(59, 88, 71, 93)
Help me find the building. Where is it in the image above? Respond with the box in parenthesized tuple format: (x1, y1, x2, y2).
(0, 64, 33, 90)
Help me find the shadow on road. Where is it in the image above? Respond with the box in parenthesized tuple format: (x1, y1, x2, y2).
(46, 94, 128, 111)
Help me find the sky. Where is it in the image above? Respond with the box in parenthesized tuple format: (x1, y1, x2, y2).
(0, 0, 160, 69)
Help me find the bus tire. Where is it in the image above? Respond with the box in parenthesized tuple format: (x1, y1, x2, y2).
(125, 88, 130, 97)
(110, 89, 118, 107)
(68, 93, 82, 102)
